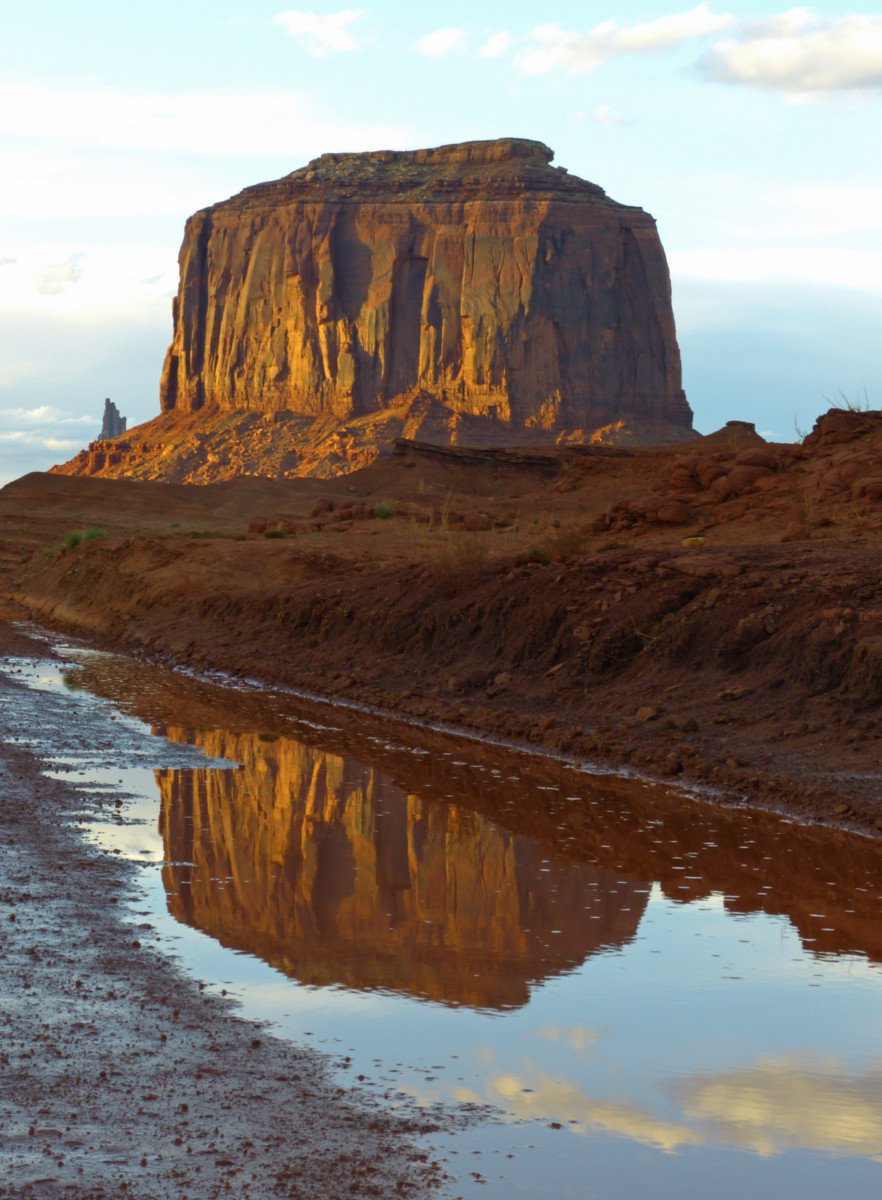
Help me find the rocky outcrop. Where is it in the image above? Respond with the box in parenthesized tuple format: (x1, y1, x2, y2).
(99, 398, 126, 439)
(160, 138, 691, 441)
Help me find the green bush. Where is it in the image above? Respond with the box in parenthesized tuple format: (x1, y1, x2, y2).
(59, 526, 108, 552)
(373, 502, 393, 519)
(263, 529, 285, 539)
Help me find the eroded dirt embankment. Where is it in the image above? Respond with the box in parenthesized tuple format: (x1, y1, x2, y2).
(8, 527, 882, 836)
(0, 621, 448, 1200)
(7, 407, 882, 837)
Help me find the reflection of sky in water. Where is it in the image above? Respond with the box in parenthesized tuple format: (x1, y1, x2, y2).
(4, 647, 882, 1199)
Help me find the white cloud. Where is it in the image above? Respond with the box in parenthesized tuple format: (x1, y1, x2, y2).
(0, 257, 15, 267)
(0, 145, 214, 221)
(0, 405, 94, 425)
(743, 183, 882, 238)
(0, 82, 408, 159)
(34, 253, 86, 297)
(669, 245, 882, 292)
(0, 430, 82, 450)
(703, 10, 882, 100)
(518, 4, 733, 75)
(416, 28, 467, 57)
(273, 8, 363, 56)
(590, 103, 631, 126)
(479, 32, 512, 59)
(0, 243, 179, 315)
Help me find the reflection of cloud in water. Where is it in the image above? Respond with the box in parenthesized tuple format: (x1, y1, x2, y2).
(403, 1061, 701, 1151)
(490, 1071, 702, 1151)
(403, 1051, 882, 1160)
(534, 1023, 601, 1055)
(678, 1055, 882, 1158)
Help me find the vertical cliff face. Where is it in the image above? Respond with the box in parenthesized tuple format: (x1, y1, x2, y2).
(160, 139, 691, 441)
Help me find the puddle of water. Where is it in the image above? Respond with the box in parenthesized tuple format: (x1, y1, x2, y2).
(4, 647, 882, 1199)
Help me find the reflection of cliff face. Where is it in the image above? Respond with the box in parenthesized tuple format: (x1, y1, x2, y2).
(158, 729, 648, 1009)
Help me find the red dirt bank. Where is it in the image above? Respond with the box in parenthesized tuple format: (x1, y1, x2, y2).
(5, 407, 882, 835)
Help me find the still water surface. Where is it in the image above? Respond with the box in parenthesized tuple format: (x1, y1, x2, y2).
(5, 644, 882, 1199)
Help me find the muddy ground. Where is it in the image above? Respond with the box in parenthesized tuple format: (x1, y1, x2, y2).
(0, 618, 453, 1200)
(4, 408, 882, 836)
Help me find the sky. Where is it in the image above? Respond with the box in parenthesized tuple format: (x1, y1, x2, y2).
(1, 1, 880, 483)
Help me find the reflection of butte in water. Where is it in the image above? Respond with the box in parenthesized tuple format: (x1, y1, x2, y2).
(157, 729, 648, 1009)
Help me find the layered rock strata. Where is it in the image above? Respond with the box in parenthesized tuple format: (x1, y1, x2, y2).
(160, 138, 691, 442)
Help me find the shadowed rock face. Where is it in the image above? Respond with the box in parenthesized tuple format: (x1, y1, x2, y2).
(99, 398, 126, 439)
(157, 728, 648, 1010)
(160, 138, 691, 442)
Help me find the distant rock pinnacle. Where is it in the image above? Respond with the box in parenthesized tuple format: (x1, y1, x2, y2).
(100, 398, 127, 439)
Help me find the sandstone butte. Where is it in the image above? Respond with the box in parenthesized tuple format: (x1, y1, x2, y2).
(56, 137, 694, 484)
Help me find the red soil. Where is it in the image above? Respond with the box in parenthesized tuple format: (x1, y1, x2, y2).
(5, 407, 882, 834)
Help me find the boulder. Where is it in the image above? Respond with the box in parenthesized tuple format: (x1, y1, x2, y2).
(853, 477, 882, 501)
(695, 458, 728, 489)
(656, 500, 692, 524)
(727, 464, 773, 493)
(734, 447, 777, 471)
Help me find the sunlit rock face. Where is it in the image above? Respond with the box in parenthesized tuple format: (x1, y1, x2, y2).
(159, 139, 691, 444)
(157, 729, 648, 1009)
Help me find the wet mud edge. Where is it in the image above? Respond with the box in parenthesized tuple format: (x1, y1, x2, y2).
(0, 620, 462, 1200)
(5, 562, 880, 841)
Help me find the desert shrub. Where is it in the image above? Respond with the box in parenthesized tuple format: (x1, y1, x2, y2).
(60, 526, 107, 551)
(431, 532, 491, 593)
(598, 539, 628, 552)
(828, 386, 871, 413)
(263, 529, 285, 539)
(373, 502, 393, 519)
(514, 545, 551, 566)
(544, 523, 590, 559)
